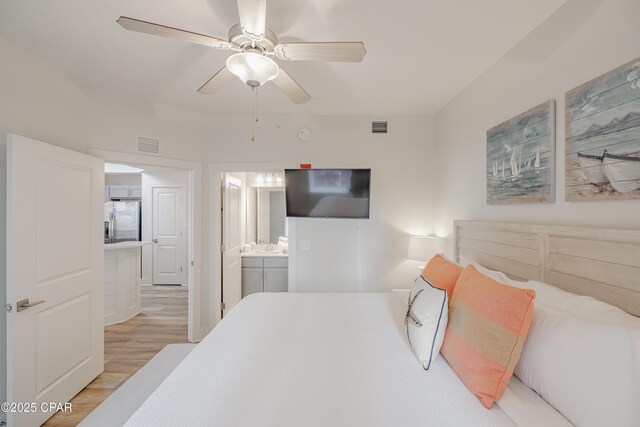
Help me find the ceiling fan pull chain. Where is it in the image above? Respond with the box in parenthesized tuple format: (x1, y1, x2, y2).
(256, 87, 260, 127)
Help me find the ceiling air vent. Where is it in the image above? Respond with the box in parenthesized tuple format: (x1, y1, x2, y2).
(136, 136, 160, 155)
(371, 121, 388, 134)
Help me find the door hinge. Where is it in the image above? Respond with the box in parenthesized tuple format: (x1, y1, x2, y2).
(180, 267, 183, 272)
(190, 260, 194, 266)
(220, 302, 226, 311)
(220, 244, 225, 252)
(5, 303, 13, 313)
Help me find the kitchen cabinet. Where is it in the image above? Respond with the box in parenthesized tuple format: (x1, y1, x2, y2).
(105, 185, 142, 199)
(108, 185, 130, 198)
(104, 242, 150, 325)
(129, 185, 142, 198)
(241, 256, 288, 298)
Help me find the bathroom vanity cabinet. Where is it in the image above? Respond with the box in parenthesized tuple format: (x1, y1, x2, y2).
(241, 255, 288, 298)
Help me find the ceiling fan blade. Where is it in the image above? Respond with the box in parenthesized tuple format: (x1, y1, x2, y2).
(272, 68, 310, 104)
(117, 16, 234, 50)
(274, 42, 366, 62)
(198, 66, 236, 95)
(237, 0, 266, 41)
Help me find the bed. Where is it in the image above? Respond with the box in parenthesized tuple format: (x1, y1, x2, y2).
(124, 221, 640, 426)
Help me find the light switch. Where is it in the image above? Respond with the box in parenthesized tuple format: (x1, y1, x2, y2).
(300, 239, 310, 250)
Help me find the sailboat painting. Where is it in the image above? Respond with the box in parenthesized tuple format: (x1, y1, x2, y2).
(486, 100, 555, 205)
(566, 57, 640, 201)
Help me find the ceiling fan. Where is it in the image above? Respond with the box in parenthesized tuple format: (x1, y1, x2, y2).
(117, 0, 367, 104)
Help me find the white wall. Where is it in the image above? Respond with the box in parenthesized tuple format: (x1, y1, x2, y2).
(0, 38, 207, 161)
(105, 173, 142, 186)
(206, 114, 437, 292)
(89, 94, 207, 162)
(434, 0, 640, 256)
(0, 39, 90, 153)
(0, 133, 7, 423)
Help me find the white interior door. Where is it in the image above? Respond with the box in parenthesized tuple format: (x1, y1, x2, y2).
(152, 187, 187, 285)
(222, 175, 242, 316)
(5, 134, 104, 427)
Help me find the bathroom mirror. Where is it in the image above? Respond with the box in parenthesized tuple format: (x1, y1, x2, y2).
(243, 172, 287, 245)
(257, 188, 286, 244)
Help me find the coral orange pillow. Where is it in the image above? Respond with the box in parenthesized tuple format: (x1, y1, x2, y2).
(421, 254, 463, 303)
(441, 265, 536, 408)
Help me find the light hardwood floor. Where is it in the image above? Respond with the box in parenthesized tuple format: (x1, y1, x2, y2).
(42, 285, 189, 427)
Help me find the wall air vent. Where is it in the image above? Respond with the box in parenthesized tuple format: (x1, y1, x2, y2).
(136, 136, 160, 155)
(371, 121, 388, 134)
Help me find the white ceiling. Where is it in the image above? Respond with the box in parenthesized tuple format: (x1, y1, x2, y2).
(0, 0, 565, 115)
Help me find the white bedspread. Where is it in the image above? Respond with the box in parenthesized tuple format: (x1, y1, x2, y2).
(125, 293, 523, 427)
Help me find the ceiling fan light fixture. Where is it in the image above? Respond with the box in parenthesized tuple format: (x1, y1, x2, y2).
(226, 52, 279, 88)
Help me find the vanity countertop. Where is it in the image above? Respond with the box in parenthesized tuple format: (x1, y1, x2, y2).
(241, 251, 288, 258)
(104, 241, 151, 251)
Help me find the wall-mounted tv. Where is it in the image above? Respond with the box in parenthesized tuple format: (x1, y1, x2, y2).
(285, 168, 371, 219)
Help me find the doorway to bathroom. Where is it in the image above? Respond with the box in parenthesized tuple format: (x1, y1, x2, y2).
(210, 162, 295, 324)
(220, 171, 289, 317)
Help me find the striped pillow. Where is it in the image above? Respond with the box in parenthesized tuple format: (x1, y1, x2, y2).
(441, 265, 536, 408)
(421, 254, 463, 304)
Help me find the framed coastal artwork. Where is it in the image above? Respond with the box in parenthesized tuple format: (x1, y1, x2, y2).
(566, 57, 640, 201)
(486, 100, 555, 205)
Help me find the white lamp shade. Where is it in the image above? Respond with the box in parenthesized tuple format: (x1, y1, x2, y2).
(408, 235, 443, 262)
(226, 52, 279, 87)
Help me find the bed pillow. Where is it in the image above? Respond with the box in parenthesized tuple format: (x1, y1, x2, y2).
(510, 279, 640, 328)
(514, 304, 640, 427)
(458, 254, 529, 286)
(459, 255, 640, 328)
(441, 265, 536, 408)
(421, 254, 463, 303)
(405, 275, 448, 370)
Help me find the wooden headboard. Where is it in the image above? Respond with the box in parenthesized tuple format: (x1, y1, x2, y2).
(454, 220, 640, 317)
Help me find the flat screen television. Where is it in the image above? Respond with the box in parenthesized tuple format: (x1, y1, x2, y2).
(285, 168, 371, 219)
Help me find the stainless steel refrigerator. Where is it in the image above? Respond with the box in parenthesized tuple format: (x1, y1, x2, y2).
(104, 200, 141, 243)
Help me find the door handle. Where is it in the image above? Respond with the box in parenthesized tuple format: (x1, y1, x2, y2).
(17, 298, 45, 312)
(153, 239, 158, 243)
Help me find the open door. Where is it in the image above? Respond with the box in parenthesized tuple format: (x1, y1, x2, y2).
(221, 174, 242, 317)
(5, 134, 104, 426)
